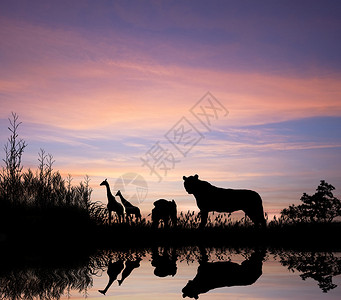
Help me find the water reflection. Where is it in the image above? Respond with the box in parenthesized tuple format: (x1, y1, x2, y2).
(0, 246, 340, 299)
(98, 259, 124, 295)
(182, 248, 266, 299)
(151, 246, 177, 277)
(277, 250, 341, 293)
(118, 257, 142, 286)
(0, 253, 93, 300)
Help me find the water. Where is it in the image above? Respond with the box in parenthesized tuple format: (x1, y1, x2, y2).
(1, 247, 340, 299)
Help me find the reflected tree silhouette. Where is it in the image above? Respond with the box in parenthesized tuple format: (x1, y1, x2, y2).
(0, 259, 93, 300)
(0, 248, 145, 300)
(278, 251, 341, 293)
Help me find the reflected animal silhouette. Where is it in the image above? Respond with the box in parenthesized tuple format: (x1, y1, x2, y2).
(100, 179, 124, 224)
(115, 190, 141, 222)
(182, 249, 266, 299)
(118, 257, 142, 286)
(98, 259, 124, 295)
(183, 175, 266, 228)
(151, 246, 177, 277)
(151, 199, 177, 228)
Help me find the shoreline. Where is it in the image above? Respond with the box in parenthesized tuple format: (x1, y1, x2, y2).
(1, 221, 341, 251)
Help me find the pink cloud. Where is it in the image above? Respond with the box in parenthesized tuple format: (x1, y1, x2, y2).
(2, 17, 341, 134)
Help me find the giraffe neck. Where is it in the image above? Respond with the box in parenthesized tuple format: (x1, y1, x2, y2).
(118, 193, 128, 205)
(105, 183, 115, 201)
(118, 193, 133, 207)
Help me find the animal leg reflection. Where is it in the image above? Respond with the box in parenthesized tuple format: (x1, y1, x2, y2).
(98, 259, 124, 295)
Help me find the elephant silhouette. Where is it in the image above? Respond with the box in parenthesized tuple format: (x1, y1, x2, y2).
(151, 199, 177, 228)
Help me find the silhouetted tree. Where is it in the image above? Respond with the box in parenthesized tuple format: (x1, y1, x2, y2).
(0, 112, 27, 205)
(0, 113, 96, 228)
(281, 180, 341, 223)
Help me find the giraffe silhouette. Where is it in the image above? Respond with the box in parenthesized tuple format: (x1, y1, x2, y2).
(98, 259, 124, 295)
(118, 257, 142, 286)
(116, 190, 141, 222)
(100, 179, 124, 224)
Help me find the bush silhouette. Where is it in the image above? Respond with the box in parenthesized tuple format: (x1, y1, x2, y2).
(281, 180, 341, 223)
(0, 113, 96, 234)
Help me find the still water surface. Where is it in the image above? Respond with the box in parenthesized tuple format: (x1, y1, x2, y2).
(1, 247, 340, 299)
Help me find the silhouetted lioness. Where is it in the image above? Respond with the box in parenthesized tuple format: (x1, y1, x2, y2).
(183, 174, 266, 228)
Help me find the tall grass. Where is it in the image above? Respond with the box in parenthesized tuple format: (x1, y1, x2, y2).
(0, 113, 100, 236)
(176, 210, 255, 230)
(1, 147, 92, 211)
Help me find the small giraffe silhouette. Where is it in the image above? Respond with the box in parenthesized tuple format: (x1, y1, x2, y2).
(116, 190, 142, 222)
(98, 259, 124, 295)
(118, 257, 142, 286)
(100, 179, 124, 224)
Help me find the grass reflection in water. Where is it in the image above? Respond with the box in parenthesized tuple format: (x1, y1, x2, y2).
(0, 246, 341, 299)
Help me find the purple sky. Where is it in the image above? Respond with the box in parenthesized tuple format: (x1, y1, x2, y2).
(1, 0, 341, 218)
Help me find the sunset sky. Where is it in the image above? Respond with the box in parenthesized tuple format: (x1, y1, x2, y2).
(1, 0, 341, 218)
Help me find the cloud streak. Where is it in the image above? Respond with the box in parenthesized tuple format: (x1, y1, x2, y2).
(2, 16, 341, 134)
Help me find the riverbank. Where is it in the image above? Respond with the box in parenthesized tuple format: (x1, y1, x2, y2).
(1, 215, 341, 251)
